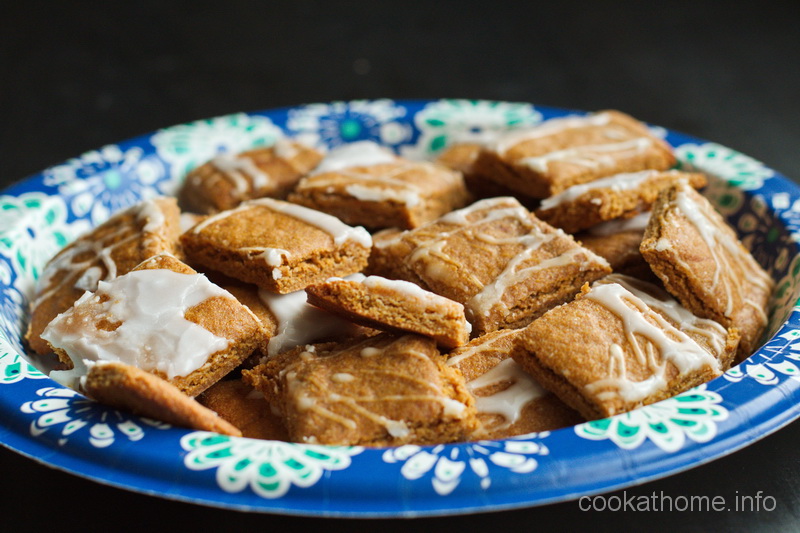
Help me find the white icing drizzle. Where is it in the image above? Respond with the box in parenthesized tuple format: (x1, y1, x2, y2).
(582, 283, 719, 404)
(212, 153, 272, 193)
(272, 138, 299, 159)
(281, 335, 468, 440)
(260, 275, 365, 356)
(191, 197, 372, 249)
(468, 358, 546, 426)
(518, 137, 653, 174)
(539, 170, 659, 211)
(43, 269, 232, 390)
(343, 183, 421, 207)
(491, 112, 613, 155)
(670, 186, 773, 320)
(311, 140, 397, 174)
(599, 274, 729, 357)
(587, 211, 652, 236)
(362, 275, 442, 303)
(32, 199, 168, 309)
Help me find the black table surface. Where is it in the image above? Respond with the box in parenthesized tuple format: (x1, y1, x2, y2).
(2, 2, 799, 531)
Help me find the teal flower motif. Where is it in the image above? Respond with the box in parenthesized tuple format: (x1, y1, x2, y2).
(286, 99, 410, 149)
(676, 142, 774, 191)
(574, 386, 728, 453)
(42, 144, 170, 225)
(382, 434, 548, 495)
(402, 99, 542, 159)
(0, 345, 46, 384)
(20, 386, 169, 447)
(0, 192, 90, 293)
(181, 432, 362, 499)
(727, 329, 800, 386)
(150, 113, 284, 183)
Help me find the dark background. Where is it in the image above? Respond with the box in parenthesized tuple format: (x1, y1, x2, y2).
(1, 2, 799, 531)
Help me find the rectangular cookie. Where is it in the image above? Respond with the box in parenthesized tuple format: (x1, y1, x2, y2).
(43, 254, 265, 397)
(242, 333, 478, 446)
(365, 196, 611, 335)
(472, 110, 676, 198)
(513, 281, 723, 420)
(180, 197, 372, 293)
(305, 275, 472, 349)
(575, 212, 654, 280)
(179, 139, 323, 214)
(596, 273, 740, 370)
(640, 182, 774, 361)
(288, 141, 470, 230)
(446, 329, 583, 439)
(535, 170, 707, 233)
(26, 197, 181, 358)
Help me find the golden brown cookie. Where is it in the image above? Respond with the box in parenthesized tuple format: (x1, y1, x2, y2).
(288, 142, 470, 230)
(83, 362, 242, 436)
(26, 197, 181, 359)
(305, 275, 471, 349)
(43, 254, 264, 397)
(179, 139, 323, 214)
(447, 329, 583, 439)
(535, 170, 706, 233)
(514, 282, 724, 420)
(242, 333, 478, 446)
(640, 182, 773, 361)
(473, 110, 676, 198)
(365, 196, 611, 335)
(197, 379, 289, 440)
(180, 197, 372, 294)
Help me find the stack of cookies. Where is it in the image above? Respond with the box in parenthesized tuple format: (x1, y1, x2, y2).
(28, 110, 774, 446)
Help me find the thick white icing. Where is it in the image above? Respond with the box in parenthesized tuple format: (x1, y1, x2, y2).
(43, 269, 232, 390)
(468, 358, 546, 425)
(260, 275, 365, 356)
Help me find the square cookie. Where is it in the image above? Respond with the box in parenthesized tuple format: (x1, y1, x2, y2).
(181, 197, 372, 293)
(288, 141, 470, 230)
(473, 110, 676, 198)
(43, 254, 265, 397)
(26, 197, 181, 358)
(640, 182, 774, 360)
(242, 333, 478, 446)
(514, 281, 723, 420)
(179, 139, 323, 214)
(305, 275, 472, 349)
(366, 197, 611, 335)
(446, 329, 583, 439)
(575, 212, 654, 280)
(535, 170, 706, 233)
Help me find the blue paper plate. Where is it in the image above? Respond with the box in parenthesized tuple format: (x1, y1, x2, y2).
(1, 100, 799, 517)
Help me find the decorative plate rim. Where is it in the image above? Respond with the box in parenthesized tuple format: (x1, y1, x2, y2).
(1, 99, 799, 518)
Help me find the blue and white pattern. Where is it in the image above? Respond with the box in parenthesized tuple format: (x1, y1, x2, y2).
(0, 101, 799, 517)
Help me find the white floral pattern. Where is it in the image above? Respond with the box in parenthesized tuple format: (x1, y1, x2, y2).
(383, 435, 548, 495)
(181, 432, 362, 499)
(574, 386, 728, 453)
(286, 99, 410, 149)
(43, 144, 171, 225)
(20, 387, 168, 447)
